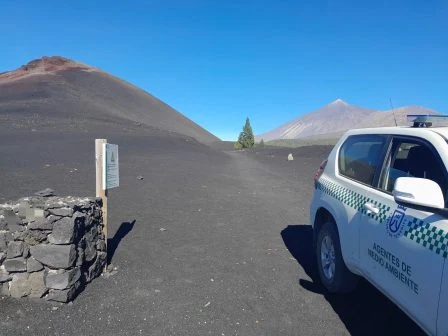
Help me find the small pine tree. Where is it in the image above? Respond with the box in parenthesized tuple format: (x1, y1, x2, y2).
(242, 118, 255, 148)
(259, 139, 265, 148)
(235, 117, 255, 149)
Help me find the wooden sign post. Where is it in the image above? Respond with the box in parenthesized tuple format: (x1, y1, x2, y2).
(95, 139, 108, 271)
(95, 139, 119, 272)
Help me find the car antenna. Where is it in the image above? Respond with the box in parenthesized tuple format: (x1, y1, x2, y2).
(389, 98, 398, 126)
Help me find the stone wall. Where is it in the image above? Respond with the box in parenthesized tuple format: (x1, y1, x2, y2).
(0, 195, 106, 302)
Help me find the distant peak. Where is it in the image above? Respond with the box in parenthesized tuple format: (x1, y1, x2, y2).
(21, 56, 77, 70)
(0, 56, 95, 82)
(330, 98, 348, 105)
(19, 56, 93, 72)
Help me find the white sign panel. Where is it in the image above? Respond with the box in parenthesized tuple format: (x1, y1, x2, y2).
(103, 143, 119, 190)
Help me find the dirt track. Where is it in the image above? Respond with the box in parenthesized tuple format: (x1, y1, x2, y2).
(0, 130, 423, 335)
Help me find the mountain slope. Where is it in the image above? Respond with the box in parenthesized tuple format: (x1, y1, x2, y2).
(0, 56, 219, 143)
(257, 99, 375, 141)
(258, 100, 442, 141)
(357, 106, 439, 128)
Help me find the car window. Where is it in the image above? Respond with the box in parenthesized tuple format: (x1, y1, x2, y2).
(338, 135, 386, 186)
(380, 140, 448, 198)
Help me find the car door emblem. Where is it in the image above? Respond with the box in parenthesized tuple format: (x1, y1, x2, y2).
(387, 210, 406, 238)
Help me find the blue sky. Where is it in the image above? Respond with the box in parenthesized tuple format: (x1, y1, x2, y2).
(1, 0, 447, 140)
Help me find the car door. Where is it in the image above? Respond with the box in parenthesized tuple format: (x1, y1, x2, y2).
(359, 136, 447, 335)
(437, 263, 448, 335)
(335, 134, 389, 267)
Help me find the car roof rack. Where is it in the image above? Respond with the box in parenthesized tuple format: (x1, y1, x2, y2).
(407, 114, 448, 128)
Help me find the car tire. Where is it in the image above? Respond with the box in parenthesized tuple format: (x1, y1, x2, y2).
(316, 221, 358, 293)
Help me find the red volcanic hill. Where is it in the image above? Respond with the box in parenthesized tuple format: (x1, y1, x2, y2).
(0, 56, 218, 143)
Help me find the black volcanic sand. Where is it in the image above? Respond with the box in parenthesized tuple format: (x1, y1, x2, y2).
(0, 128, 423, 336)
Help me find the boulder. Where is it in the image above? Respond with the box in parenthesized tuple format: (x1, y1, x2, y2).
(47, 215, 62, 223)
(45, 267, 81, 290)
(48, 208, 73, 217)
(34, 188, 55, 197)
(28, 217, 53, 230)
(28, 271, 47, 298)
(30, 244, 76, 269)
(46, 282, 80, 303)
(47, 217, 78, 245)
(87, 252, 106, 282)
(4, 257, 27, 272)
(7, 241, 24, 258)
(10, 273, 31, 298)
(27, 257, 44, 273)
(0, 270, 12, 283)
(84, 241, 97, 262)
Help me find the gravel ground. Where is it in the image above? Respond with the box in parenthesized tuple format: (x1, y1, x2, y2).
(0, 129, 423, 336)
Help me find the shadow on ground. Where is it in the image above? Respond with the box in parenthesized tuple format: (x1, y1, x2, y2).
(107, 220, 136, 263)
(281, 224, 424, 336)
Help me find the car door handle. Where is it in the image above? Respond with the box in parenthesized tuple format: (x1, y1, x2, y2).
(364, 202, 380, 214)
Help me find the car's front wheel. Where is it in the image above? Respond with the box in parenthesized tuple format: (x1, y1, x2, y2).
(316, 221, 358, 293)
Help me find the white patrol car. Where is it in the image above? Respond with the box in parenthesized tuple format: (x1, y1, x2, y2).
(310, 115, 448, 335)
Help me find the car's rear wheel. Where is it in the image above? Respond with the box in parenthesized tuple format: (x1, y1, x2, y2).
(316, 221, 358, 293)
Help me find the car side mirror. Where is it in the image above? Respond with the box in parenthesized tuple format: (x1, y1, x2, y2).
(393, 177, 444, 209)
